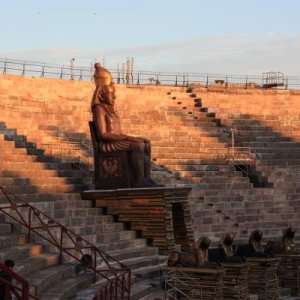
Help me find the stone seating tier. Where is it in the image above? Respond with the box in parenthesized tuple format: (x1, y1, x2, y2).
(2, 74, 300, 255)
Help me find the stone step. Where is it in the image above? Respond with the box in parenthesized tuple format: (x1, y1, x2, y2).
(0, 176, 83, 186)
(0, 192, 83, 203)
(155, 161, 234, 171)
(14, 253, 60, 277)
(27, 264, 75, 297)
(139, 290, 164, 300)
(258, 159, 300, 166)
(107, 247, 158, 262)
(0, 184, 84, 194)
(130, 279, 162, 300)
(0, 161, 74, 171)
(0, 169, 83, 178)
(0, 244, 44, 262)
(0, 223, 12, 235)
(39, 273, 93, 300)
(97, 238, 148, 252)
(96, 230, 137, 243)
(0, 233, 27, 248)
(0, 154, 63, 163)
(133, 264, 165, 282)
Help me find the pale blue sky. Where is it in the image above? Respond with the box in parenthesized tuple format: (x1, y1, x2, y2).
(1, 0, 300, 74)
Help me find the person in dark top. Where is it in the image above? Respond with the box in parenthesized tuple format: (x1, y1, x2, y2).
(0, 259, 15, 300)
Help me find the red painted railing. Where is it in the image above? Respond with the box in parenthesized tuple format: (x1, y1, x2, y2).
(0, 261, 38, 300)
(0, 186, 131, 299)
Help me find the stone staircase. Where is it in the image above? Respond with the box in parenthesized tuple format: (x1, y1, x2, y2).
(182, 86, 300, 238)
(0, 76, 175, 299)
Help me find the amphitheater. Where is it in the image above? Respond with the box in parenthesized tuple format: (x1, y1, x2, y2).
(1, 64, 300, 299)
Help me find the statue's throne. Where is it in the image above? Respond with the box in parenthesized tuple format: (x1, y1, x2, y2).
(89, 121, 132, 189)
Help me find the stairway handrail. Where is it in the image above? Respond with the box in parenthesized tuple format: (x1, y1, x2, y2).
(0, 186, 131, 300)
(0, 261, 39, 300)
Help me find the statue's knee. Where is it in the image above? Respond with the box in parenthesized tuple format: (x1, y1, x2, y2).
(130, 141, 144, 152)
(144, 141, 150, 153)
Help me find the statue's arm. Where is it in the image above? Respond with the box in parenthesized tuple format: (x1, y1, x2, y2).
(93, 106, 127, 141)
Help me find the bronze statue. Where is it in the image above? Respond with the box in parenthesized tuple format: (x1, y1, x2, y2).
(91, 63, 158, 187)
(167, 237, 210, 267)
(248, 229, 265, 254)
(217, 233, 245, 263)
(235, 229, 272, 257)
(266, 227, 298, 254)
(219, 234, 236, 257)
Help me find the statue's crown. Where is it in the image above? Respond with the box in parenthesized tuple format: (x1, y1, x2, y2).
(94, 63, 112, 86)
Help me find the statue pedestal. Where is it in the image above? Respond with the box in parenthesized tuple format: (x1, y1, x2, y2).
(81, 186, 194, 253)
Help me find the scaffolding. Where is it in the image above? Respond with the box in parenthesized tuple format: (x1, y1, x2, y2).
(165, 266, 223, 300)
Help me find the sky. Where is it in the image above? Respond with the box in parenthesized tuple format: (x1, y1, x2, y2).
(1, 0, 300, 74)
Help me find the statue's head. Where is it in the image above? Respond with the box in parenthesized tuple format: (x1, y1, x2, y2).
(100, 84, 116, 106)
(249, 230, 263, 243)
(283, 227, 296, 240)
(94, 63, 113, 87)
(197, 236, 211, 251)
(223, 233, 235, 247)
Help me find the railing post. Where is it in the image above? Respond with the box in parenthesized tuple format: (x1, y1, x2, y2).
(93, 247, 97, 283)
(22, 64, 25, 76)
(4, 282, 9, 300)
(79, 68, 83, 81)
(175, 75, 177, 87)
(41, 66, 45, 78)
(28, 207, 32, 242)
(59, 227, 64, 264)
(3, 61, 7, 74)
(245, 76, 248, 89)
(285, 78, 288, 90)
(22, 281, 29, 300)
(231, 128, 236, 160)
(70, 58, 75, 80)
(137, 72, 140, 85)
(206, 75, 209, 88)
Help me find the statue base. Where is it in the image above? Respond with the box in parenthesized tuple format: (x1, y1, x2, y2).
(81, 186, 194, 253)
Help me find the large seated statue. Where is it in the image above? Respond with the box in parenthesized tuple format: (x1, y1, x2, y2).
(90, 63, 158, 188)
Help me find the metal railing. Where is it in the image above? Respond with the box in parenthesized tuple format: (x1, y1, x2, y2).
(0, 186, 131, 300)
(0, 261, 38, 300)
(228, 147, 253, 177)
(1, 57, 300, 89)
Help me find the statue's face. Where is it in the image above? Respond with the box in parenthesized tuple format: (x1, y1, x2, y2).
(94, 76, 102, 87)
(251, 230, 262, 242)
(285, 227, 296, 239)
(102, 85, 116, 105)
(224, 235, 234, 246)
(199, 237, 210, 250)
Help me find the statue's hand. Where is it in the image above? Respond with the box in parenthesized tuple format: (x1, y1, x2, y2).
(125, 137, 149, 143)
(125, 137, 141, 143)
